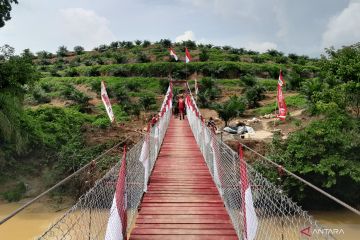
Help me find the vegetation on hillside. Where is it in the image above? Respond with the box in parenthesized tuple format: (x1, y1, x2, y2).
(0, 39, 359, 210)
(267, 44, 360, 209)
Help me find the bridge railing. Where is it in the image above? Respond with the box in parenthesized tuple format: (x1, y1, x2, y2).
(39, 85, 173, 239)
(185, 92, 335, 240)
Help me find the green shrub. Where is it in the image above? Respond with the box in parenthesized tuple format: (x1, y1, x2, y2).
(269, 114, 360, 208)
(85, 66, 100, 77)
(84, 60, 94, 66)
(158, 39, 172, 48)
(2, 182, 26, 202)
(57, 46, 68, 57)
(32, 85, 51, 104)
(108, 83, 130, 103)
(258, 79, 278, 91)
(61, 84, 89, 105)
(142, 40, 151, 48)
(26, 107, 92, 149)
(241, 74, 256, 87)
(113, 53, 127, 64)
(197, 78, 221, 107)
(245, 85, 265, 108)
(139, 94, 156, 110)
(125, 80, 140, 92)
(92, 117, 110, 129)
(199, 49, 209, 62)
(110, 41, 119, 49)
(215, 96, 246, 126)
(40, 81, 54, 93)
(74, 46, 84, 55)
(124, 103, 141, 118)
(64, 68, 79, 77)
(136, 53, 150, 63)
(226, 54, 239, 62)
(159, 78, 170, 94)
(97, 44, 109, 52)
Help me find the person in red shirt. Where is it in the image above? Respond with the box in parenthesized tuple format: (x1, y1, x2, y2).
(178, 96, 185, 120)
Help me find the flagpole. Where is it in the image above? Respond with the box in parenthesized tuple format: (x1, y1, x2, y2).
(185, 42, 188, 81)
(273, 101, 277, 131)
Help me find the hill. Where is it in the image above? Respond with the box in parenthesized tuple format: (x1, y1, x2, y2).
(0, 40, 359, 210)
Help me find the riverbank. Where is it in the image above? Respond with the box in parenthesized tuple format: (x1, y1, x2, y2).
(0, 200, 70, 240)
(0, 200, 359, 239)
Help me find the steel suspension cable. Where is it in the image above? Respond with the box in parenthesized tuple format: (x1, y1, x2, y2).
(0, 137, 131, 226)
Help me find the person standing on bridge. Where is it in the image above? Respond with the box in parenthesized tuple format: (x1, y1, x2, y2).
(178, 95, 185, 120)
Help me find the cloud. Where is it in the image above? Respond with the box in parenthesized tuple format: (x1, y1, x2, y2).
(175, 30, 195, 42)
(322, 2, 360, 48)
(245, 41, 277, 53)
(59, 8, 116, 50)
(273, 2, 288, 38)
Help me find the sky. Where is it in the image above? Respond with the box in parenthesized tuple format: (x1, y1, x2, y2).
(1, 0, 360, 56)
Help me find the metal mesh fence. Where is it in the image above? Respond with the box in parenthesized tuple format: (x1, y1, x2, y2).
(185, 93, 336, 240)
(39, 83, 336, 240)
(39, 86, 173, 240)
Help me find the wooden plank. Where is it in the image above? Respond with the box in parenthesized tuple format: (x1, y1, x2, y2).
(139, 210, 228, 215)
(132, 228, 237, 235)
(136, 218, 232, 224)
(130, 235, 238, 240)
(137, 214, 232, 220)
(134, 223, 234, 229)
(140, 203, 224, 207)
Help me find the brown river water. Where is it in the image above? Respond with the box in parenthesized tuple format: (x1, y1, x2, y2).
(0, 202, 359, 240)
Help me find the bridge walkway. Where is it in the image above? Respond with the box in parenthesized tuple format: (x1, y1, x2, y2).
(129, 116, 237, 240)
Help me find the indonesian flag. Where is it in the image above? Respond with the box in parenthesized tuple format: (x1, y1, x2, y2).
(209, 130, 222, 196)
(101, 81, 115, 123)
(185, 47, 192, 63)
(239, 145, 258, 240)
(169, 48, 178, 61)
(195, 78, 199, 95)
(105, 146, 127, 240)
(277, 70, 287, 121)
(139, 126, 150, 192)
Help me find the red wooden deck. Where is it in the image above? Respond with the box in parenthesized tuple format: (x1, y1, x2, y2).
(129, 117, 237, 240)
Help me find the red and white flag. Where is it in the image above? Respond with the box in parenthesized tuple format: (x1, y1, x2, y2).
(195, 78, 199, 95)
(185, 47, 192, 63)
(101, 81, 115, 123)
(105, 146, 127, 240)
(139, 125, 150, 192)
(277, 70, 287, 121)
(239, 145, 258, 240)
(169, 48, 178, 61)
(210, 130, 222, 196)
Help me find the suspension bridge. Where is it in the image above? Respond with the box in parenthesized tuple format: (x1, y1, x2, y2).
(2, 82, 357, 239)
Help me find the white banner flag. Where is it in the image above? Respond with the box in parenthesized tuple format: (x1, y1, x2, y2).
(105, 148, 127, 240)
(240, 145, 258, 240)
(101, 81, 115, 123)
(139, 135, 150, 192)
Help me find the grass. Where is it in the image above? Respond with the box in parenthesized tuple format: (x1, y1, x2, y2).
(253, 94, 307, 115)
(257, 79, 278, 91)
(40, 76, 162, 94)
